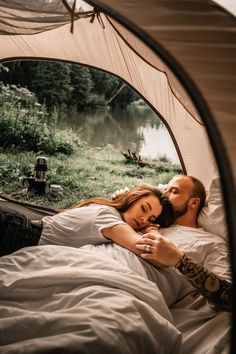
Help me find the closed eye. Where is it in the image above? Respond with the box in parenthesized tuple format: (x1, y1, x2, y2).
(141, 205, 146, 212)
(142, 203, 157, 222)
(168, 187, 179, 194)
(148, 216, 157, 223)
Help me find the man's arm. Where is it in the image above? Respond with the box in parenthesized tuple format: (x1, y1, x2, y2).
(175, 253, 231, 311)
(135, 231, 232, 311)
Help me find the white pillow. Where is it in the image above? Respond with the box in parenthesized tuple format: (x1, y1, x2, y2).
(198, 176, 227, 240)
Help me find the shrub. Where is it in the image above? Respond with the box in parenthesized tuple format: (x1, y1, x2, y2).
(0, 83, 75, 155)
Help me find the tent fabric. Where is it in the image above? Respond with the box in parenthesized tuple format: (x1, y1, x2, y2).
(0, 0, 221, 188)
(0, 0, 69, 35)
(0, 1, 235, 181)
(0, 197, 57, 220)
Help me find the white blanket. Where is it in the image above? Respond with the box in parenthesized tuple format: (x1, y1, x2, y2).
(0, 244, 182, 354)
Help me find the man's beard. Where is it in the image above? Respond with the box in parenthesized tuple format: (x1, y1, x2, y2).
(173, 201, 189, 219)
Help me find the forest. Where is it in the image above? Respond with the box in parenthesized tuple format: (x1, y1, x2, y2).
(1, 60, 139, 110)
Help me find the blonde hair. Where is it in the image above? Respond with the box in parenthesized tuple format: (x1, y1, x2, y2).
(74, 183, 174, 228)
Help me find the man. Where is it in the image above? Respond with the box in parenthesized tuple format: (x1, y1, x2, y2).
(134, 175, 231, 353)
(135, 175, 231, 308)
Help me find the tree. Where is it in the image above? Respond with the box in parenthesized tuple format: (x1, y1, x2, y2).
(69, 65, 94, 109)
(89, 68, 120, 101)
(31, 61, 72, 108)
(89, 67, 138, 107)
(1, 61, 139, 110)
(0, 61, 37, 89)
(0, 64, 9, 74)
(109, 85, 139, 108)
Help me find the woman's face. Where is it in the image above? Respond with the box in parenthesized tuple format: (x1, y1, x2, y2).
(122, 195, 163, 230)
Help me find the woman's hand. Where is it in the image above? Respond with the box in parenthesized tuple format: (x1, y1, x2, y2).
(135, 230, 183, 268)
(138, 224, 160, 234)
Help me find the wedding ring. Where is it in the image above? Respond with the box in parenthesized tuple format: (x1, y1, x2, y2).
(145, 245, 151, 253)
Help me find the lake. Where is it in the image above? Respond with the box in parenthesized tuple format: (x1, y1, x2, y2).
(58, 105, 180, 165)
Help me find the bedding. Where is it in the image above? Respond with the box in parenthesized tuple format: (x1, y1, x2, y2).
(198, 176, 227, 240)
(171, 300, 231, 354)
(159, 225, 231, 282)
(0, 244, 182, 354)
(0, 242, 231, 354)
(0, 176, 231, 353)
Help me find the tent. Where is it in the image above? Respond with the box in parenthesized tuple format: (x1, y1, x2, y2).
(0, 0, 235, 351)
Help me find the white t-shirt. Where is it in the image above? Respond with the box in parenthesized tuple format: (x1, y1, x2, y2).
(39, 204, 126, 247)
(160, 225, 231, 281)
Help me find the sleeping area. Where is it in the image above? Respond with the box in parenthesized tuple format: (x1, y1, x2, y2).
(0, 175, 232, 354)
(0, 1, 235, 354)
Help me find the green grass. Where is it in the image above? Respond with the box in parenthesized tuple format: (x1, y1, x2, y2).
(0, 144, 181, 210)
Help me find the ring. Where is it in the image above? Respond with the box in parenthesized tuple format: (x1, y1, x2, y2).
(145, 245, 152, 253)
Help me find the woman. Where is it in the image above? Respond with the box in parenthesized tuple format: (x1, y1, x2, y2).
(0, 183, 174, 257)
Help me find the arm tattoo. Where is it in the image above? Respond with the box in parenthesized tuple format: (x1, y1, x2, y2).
(175, 254, 231, 311)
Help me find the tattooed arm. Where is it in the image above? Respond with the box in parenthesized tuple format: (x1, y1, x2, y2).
(135, 230, 232, 311)
(175, 254, 232, 311)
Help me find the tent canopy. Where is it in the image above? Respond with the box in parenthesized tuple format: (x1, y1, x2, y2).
(0, 0, 235, 275)
(2, 0, 235, 187)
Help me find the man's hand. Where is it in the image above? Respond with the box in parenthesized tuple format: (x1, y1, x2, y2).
(135, 230, 183, 267)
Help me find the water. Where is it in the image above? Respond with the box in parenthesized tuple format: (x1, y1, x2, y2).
(58, 105, 180, 165)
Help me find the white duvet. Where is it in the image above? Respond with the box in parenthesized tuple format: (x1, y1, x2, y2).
(0, 244, 182, 354)
(0, 243, 231, 354)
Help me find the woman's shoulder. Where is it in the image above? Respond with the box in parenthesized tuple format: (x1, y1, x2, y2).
(70, 204, 120, 217)
(93, 204, 121, 216)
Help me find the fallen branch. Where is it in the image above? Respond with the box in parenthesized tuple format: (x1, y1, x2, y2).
(121, 149, 152, 167)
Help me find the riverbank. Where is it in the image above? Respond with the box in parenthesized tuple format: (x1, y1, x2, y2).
(0, 144, 181, 209)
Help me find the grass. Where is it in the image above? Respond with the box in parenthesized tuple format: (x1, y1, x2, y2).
(0, 143, 182, 210)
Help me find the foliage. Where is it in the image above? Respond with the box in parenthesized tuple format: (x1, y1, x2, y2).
(69, 65, 94, 108)
(109, 85, 139, 108)
(89, 68, 138, 107)
(0, 82, 76, 155)
(1, 61, 140, 110)
(158, 154, 170, 163)
(31, 61, 72, 108)
(89, 68, 119, 100)
(0, 64, 9, 73)
(1, 61, 36, 87)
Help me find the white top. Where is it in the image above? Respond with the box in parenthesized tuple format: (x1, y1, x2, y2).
(39, 204, 126, 247)
(160, 225, 231, 281)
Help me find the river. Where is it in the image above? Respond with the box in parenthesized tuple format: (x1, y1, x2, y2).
(58, 105, 180, 165)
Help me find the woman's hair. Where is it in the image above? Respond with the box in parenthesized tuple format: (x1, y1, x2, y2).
(75, 183, 174, 228)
